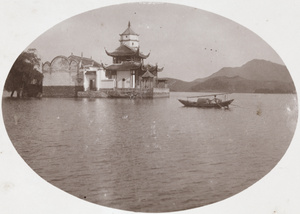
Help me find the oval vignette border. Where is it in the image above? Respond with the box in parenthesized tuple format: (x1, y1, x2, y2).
(0, 1, 299, 214)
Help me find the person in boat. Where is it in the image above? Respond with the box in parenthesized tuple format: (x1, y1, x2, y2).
(197, 98, 210, 104)
(212, 95, 222, 103)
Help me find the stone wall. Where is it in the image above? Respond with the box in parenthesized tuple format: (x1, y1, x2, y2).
(77, 90, 108, 98)
(152, 88, 170, 98)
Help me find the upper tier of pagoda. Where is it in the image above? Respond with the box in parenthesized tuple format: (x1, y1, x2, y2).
(120, 21, 139, 36)
(105, 21, 151, 59)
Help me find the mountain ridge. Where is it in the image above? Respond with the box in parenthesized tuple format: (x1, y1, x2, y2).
(165, 59, 295, 93)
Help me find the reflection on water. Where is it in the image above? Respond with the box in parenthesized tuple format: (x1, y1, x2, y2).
(2, 92, 297, 212)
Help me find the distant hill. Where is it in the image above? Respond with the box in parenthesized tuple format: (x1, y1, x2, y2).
(165, 78, 198, 92)
(167, 59, 296, 93)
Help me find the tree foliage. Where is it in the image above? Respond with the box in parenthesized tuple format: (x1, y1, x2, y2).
(4, 49, 43, 97)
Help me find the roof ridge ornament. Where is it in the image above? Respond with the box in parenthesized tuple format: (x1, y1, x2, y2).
(128, 21, 131, 28)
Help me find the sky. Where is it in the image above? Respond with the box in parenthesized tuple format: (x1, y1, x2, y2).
(27, 2, 284, 82)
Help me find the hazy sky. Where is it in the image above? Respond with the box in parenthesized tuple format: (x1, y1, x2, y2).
(27, 3, 284, 81)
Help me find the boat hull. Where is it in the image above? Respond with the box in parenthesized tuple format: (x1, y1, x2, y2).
(178, 99, 234, 108)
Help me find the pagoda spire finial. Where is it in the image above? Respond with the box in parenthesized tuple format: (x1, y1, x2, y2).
(128, 21, 131, 28)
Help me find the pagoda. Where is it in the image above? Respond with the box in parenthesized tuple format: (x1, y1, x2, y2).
(104, 21, 165, 90)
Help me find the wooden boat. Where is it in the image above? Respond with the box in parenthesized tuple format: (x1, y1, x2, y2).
(178, 93, 234, 109)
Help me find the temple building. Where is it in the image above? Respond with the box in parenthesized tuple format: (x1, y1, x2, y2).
(42, 22, 169, 98)
(104, 21, 165, 90)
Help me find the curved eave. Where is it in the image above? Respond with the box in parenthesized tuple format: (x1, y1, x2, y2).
(105, 49, 137, 57)
(141, 64, 163, 72)
(105, 49, 114, 57)
(105, 49, 150, 59)
(158, 67, 164, 72)
(139, 51, 150, 59)
(102, 63, 108, 70)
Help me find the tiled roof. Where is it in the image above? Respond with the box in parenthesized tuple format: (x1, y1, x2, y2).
(157, 78, 168, 82)
(137, 48, 151, 59)
(105, 45, 135, 56)
(105, 61, 141, 71)
(85, 71, 96, 75)
(105, 45, 150, 59)
(157, 67, 164, 72)
(142, 70, 155, 78)
(142, 64, 164, 72)
(68, 55, 101, 67)
(120, 21, 139, 36)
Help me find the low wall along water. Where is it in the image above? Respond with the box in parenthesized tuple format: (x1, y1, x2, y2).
(44, 87, 170, 98)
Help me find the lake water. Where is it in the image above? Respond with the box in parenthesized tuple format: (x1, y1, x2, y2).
(2, 92, 298, 212)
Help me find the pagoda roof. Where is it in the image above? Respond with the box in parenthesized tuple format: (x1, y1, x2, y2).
(104, 61, 141, 71)
(105, 45, 150, 59)
(157, 78, 168, 82)
(142, 64, 164, 72)
(120, 21, 139, 36)
(142, 70, 155, 78)
(68, 54, 102, 67)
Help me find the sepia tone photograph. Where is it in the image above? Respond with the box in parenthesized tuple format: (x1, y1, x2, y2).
(1, 1, 300, 214)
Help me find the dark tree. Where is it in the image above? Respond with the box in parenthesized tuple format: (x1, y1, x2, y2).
(4, 49, 44, 98)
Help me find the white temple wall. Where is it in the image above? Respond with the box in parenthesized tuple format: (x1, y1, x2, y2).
(43, 72, 77, 86)
(120, 34, 139, 49)
(116, 71, 131, 88)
